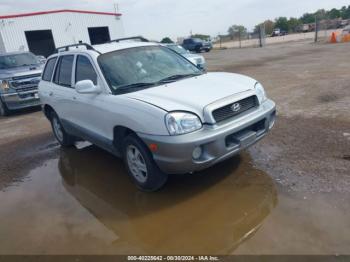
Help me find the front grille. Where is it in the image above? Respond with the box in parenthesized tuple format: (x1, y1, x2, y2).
(10, 74, 41, 93)
(15, 85, 38, 93)
(212, 96, 258, 123)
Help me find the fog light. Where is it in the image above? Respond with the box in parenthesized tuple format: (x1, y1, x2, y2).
(269, 111, 276, 129)
(192, 146, 203, 160)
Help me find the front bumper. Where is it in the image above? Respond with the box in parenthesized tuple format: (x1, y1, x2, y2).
(139, 99, 276, 174)
(1, 90, 41, 110)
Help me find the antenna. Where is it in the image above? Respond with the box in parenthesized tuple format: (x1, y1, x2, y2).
(114, 2, 119, 13)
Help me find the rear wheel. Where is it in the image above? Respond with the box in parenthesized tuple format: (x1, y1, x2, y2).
(123, 134, 168, 192)
(0, 100, 9, 117)
(50, 112, 75, 147)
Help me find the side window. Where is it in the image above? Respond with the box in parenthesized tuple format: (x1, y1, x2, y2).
(42, 57, 57, 81)
(75, 55, 97, 85)
(53, 55, 74, 87)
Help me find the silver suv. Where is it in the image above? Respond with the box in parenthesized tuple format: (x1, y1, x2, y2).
(39, 38, 276, 191)
(0, 52, 42, 116)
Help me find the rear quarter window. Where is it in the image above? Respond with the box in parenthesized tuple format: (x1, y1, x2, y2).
(42, 57, 57, 81)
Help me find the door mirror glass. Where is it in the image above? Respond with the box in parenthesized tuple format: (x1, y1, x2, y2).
(75, 80, 102, 94)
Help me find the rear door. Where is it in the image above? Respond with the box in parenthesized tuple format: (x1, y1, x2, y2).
(51, 55, 76, 124)
(39, 56, 58, 106)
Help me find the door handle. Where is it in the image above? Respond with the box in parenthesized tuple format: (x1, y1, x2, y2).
(49, 91, 53, 96)
(73, 96, 77, 100)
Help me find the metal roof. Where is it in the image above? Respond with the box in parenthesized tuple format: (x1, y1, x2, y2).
(0, 9, 122, 19)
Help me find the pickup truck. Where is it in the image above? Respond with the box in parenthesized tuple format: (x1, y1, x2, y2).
(0, 52, 42, 116)
(182, 38, 212, 53)
(39, 39, 276, 191)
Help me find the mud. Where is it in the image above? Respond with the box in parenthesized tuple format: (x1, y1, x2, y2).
(0, 40, 350, 255)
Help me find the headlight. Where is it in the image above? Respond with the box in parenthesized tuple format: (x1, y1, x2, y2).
(165, 112, 202, 135)
(255, 82, 267, 103)
(0, 80, 10, 92)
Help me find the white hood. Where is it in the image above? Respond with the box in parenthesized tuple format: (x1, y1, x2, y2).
(127, 72, 257, 119)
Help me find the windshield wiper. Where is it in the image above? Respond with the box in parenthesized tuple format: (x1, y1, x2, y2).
(115, 82, 156, 94)
(158, 73, 201, 83)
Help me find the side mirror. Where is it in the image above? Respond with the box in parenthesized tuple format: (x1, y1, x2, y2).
(75, 80, 102, 94)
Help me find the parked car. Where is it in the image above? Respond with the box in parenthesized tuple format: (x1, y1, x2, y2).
(36, 55, 47, 64)
(182, 38, 212, 53)
(271, 28, 288, 37)
(39, 39, 276, 191)
(0, 51, 43, 116)
(164, 44, 206, 70)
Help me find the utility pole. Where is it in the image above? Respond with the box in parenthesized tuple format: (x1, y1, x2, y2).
(218, 33, 222, 49)
(314, 15, 318, 43)
(238, 28, 242, 48)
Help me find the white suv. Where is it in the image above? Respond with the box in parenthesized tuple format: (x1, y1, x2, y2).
(39, 37, 276, 191)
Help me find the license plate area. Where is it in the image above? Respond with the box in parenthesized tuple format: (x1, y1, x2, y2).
(225, 118, 267, 149)
(18, 92, 39, 99)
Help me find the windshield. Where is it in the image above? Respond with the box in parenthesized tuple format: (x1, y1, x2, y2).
(98, 46, 202, 94)
(193, 38, 203, 43)
(0, 53, 38, 70)
(167, 45, 188, 55)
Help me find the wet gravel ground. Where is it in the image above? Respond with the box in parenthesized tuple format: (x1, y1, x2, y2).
(0, 41, 349, 255)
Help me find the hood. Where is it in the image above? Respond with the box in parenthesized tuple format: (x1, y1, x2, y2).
(127, 72, 257, 119)
(0, 65, 43, 79)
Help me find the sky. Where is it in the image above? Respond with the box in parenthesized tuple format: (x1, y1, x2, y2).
(0, 0, 349, 41)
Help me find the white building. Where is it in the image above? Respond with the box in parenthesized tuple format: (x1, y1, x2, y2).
(0, 9, 124, 57)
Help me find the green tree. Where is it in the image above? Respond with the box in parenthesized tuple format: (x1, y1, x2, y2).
(327, 8, 341, 19)
(160, 37, 174, 44)
(339, 6, 350, 19)
(254, 20, 275, 35)
(300, 13, 315, 24)
(228, 25, 247, 40)
(288, 17, 302, 32)
(275, 17, 289, 31)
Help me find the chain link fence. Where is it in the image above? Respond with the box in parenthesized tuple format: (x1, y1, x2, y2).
(214, 17, 349, 49)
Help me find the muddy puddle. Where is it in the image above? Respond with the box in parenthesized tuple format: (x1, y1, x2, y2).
(0, 145, 277, 254)
(1, 144, 350, 255)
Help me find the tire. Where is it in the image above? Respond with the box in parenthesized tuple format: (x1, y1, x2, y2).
(205, 49, 210, 53)
(50, 111, 75, 147)
(123, 134, 168, 192)
(0, 99, 9, 117)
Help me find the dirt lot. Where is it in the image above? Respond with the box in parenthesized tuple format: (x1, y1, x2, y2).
(0, 40, 349, 255)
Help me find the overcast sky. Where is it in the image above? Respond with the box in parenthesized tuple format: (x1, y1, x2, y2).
(0, 0, 349, 40)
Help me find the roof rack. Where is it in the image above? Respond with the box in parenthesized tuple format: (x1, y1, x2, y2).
(55, 43, 101, 54)
(109, 36, 149, 43)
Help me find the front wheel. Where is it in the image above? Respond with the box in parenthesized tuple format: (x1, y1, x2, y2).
(0, 100, 9, 117)
(50, 112, 75, 147)
(123, 135, 168, 192)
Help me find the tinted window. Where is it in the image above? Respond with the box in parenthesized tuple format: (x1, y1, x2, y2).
(75, 55, 97, 85)
(53, 55, 74, 87)
(42, 57, 57, 81)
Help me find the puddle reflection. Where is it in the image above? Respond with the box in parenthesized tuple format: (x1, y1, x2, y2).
(59, 146, 277, 254)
